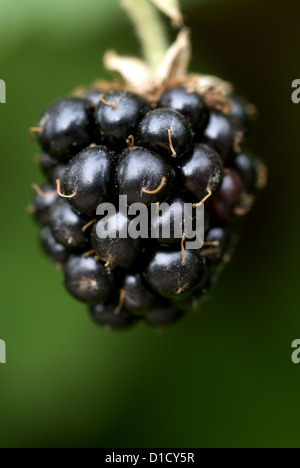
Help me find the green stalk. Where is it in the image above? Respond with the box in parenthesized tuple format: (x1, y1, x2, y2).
(122, 0, 169, 72)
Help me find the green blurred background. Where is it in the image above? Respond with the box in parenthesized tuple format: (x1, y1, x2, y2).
(0, 0, 299, 448)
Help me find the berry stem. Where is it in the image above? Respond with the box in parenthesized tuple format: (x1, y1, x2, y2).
(142, 176, 167, 195)
(168, 129, 177, 157)
(82, 218, 97, 233)
(122, 0, 169, 72)
(115, 290, 125, 314)
(181, 234, 186, 266)
(56, 179, 77, 199)
(31, 183, 57, 197)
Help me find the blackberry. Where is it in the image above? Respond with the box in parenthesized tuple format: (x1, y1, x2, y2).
(143, 248, 207, 299)
(40, 227, 69, 267)
(41, 153, 67, 186)
(40, 153, 58, 180)
(91, 213, 143, 268)
(37, 97, 94, 161)
(90, 303, 138, 330)
(203, 110, 241, 162)
(122, 273, 156, 315)
(209, 169, 246, 224)
(138, 109, 193, 159)
(179, 143, 224, 202)
(228, 95, 254, 134)
(49, 199, 89, 249)
(30, 184, 59, 226)
(63, 146, 113, 215)
(80, 89, 103, 107)
(151, 196, 196, 246)
(95, 90, 149, 145)
(30, 3, 267, 329)
(64, 255, 114, 303)
(116, 146, 175, 206)
(204, 227, 230, 265)
(234, 151, 258, 194)
(158, 86, 208, 130)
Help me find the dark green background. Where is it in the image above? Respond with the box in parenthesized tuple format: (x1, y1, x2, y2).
(0, 0, 299, 448)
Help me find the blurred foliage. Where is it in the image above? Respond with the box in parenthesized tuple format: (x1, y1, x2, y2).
(0, 0, 300, 449)
(0, 0, 206, 59)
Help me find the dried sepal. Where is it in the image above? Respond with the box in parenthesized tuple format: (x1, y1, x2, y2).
(184, 74, 234, 97)
(98, 28, 234, 111)
(104, 51, 152, 91)
(203, 88, 233, 114)
(154, 28, 191, 86)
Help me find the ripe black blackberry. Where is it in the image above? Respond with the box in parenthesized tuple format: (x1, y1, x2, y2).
(91, 212, 143, 268)
(64, 255, 115, 303)
(29, 1, 267, 330)
(30, 184, 59, 226)
(62, 145, 113, 215)
(40, 227, 69, 267)
(117, 146, 175, 206)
